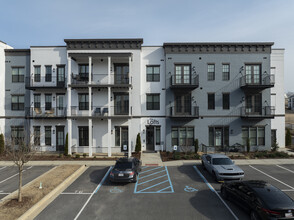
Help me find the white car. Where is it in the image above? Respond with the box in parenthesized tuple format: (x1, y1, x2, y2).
(201, 154, 244, 182)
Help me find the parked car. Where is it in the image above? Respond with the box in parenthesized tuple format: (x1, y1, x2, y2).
(109, 157, 142, 183)
(201, 154, 244, 182)
(221, 180, 294, 220)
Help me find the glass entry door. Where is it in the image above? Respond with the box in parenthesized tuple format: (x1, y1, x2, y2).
(146, 126, 155, 151)
(121, 127, 128, 151)
(56, 94, 65, 116)
(57, 66, 65, 87)
(56, 126, 64, 152)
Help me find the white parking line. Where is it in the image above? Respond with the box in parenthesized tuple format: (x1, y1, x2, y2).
(276, 165, 294, 174)
(193, 166, 239, 220)
(73, 166, 112, 220)
(249, 165, 294, 190)
(0, 170, 26, 184)
(282, 189, 294, 192)
(61, 192, 92, 195)
(0, 166, 7, 171)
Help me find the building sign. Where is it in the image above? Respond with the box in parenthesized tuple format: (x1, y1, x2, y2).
(147, 119, 159, 125)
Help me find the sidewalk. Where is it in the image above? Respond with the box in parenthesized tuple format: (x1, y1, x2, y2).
(141, 151, 164, 166)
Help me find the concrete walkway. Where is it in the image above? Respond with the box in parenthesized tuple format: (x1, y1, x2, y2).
(141, 151, 164, 166)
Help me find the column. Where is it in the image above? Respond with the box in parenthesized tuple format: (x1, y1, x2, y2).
(88, 56, 93, 157)
(108, 56, 111, 84)
(128, 56, 132, 116)
(89, 119, 93, 157)
(67, 56, 72, 155)
(128, 120, 131, 158)
(108, 119, 111, 157)
(89, 56, 92, 84)
(108, 56, 112, 157)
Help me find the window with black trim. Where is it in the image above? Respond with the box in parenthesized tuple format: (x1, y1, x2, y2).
(34, 94, 41, 108)
(45, 94, 52, 110)
(45, 65, 52, 82)
(114, 93, 129, 115)
(34, 126, 40, 146)
(45, 126, 51, 145)
(208, 93, 215, 110)
(146, 66, 160, 82)
(34, 66, 41, 82)
(79, 94, 89, 110)
(222, 64, 230, 81)
(209, 127, 229, 147)
(11, 95, 24, 110)
(171, 127, 194, 146)
(223, 93, 230, 110)
(174, 64, 191, 84)
(242, 127, 265, 146)
(207, 64, 215, 81)
(12, 67, 24, 82)
(146, 94, 160, 110)
(79, 64, 89, 81)
(79, 126, 89, 146)
(11, 126, 24, 145)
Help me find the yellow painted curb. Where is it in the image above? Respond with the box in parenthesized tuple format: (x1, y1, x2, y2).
(18, 165, 88, 220)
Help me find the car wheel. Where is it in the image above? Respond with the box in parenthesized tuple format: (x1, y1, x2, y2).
(250, 211, 261, 220)
(132, 174, 137, 183)
(202, 161, 206, 170)
(221, 188, 228, 200)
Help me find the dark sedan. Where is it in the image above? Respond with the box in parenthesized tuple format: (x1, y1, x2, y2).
(109, 157, 142, 183)
(221, 180, 294, 220)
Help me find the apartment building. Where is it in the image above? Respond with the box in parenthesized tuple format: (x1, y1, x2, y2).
(0, 38, 285, 156)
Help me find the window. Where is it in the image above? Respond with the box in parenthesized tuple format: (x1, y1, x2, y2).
(45, 126, 51, 145)
(11, 95, 24, 110)
(12, 67, 24, 82)
(114, 64, 129, 84)
(45, 66, 52, 82)
(156, 127, 161, 145)
(11, 126, 24, 145)
(45, 94, 52, 110)
(114, 93, 129, 115)
(242, 127, 265, 146)
(114, 126, 129, 150)
(79, 94, 89, 110)
(223, 93, 230, 110)
(222, 64, 230, 81)
(207, 64, 215, 81)
(175, 93, 191, 115)
(245, 94, 262, 114)
(79, 127, 89, 146)
(208, 93, 215, 110)
(57, 65, 65, 83)
(146, 94, 160, 110)
(115, 127, 120, 146)
(79, 64, 89, 81)
(174, 64, 190, 84)
(34, 66, 41, 82)
(245, 64, 261, 84)
(209, 127, 229, 147)
(146, 66, 160, 82)
(171, 127, 194, 146)
(34, 94, 41, 108)
(34, 126, 40, 146)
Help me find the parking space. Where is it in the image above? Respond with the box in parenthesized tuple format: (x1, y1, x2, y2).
(34, 163, 294, 220)
(0, 166, 53, 200)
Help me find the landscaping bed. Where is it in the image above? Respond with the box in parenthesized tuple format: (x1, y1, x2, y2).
(160, 151, 201, 161)
(0, 165, 81, 220)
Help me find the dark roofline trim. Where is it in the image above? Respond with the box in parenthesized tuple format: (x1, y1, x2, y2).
(0, 40, 7, 45)
(30, 46, 66, 48)
(5, 49, 30, 56)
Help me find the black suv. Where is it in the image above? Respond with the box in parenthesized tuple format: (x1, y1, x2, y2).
(109, 157, 142, 183)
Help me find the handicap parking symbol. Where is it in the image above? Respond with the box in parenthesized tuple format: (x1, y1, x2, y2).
(110, 187, 123, 193)
(184, 185, 198, 192)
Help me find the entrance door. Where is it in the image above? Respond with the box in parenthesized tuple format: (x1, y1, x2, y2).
(57, 66, 65, 87)
(121, 127, 128, 151)
(56, 94, 65, 116)
(56, 126, 64, 152)
(114, 64, 129, 84)
(215, 128, 223, 147)
(146, 126, 155, 151)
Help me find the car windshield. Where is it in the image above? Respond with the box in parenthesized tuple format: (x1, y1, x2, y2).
(114, 162, 132, 170)
(212, 158, 233, 165)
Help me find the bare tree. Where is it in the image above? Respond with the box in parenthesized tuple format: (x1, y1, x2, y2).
(5, 134, 35, 202)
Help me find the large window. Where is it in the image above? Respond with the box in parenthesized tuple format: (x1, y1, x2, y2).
(172, 127, 194, 146)
(114, 64, 129, 84)
(175, 93, 191, 115)
(245, 64, 261, 84)
(79, 127, 89, 146)
(146, 94, 160, 110)
(11, 126, 24, 145)
(34, 94, 41, 108)
(207, 64, 215, 81)
(208, 93, 215, 110)
(223, 93, 230, 110)
(45, 94, 52, 110)
(45, 65, 52, 82)
(34, 66, 41, 82)
(45, 126, 51, 145)
(79, 94, 89, 110)
(79, 64, 89, 81)
(222, 64, 230, 81)
(174, 64, 190, 84)
(114, 93, 129, 115)
(34, 126, 40, 146)
(146, 66, 160, 82)
(115, 127, 129, 149)
(11, 95, 24, 110)
(242, 127, 265, 146)
(209, 127, 229, 147)
(12, 67, 24, 83)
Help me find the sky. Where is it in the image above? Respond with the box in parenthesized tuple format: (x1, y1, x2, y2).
(1, 0, 293, 92)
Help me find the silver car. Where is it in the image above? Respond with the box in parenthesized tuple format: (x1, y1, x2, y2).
(201, 154, 244, 182)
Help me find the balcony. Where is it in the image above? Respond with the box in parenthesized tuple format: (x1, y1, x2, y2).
(169, 105, 199, 119)
(69, 74, 131, 89)
(25, 107, 67, 119)
(70, 106, 130, 118)
(240, 74, 275, 91)
(240, 106, 275, 119)
(25, 76, 66, 90)
(170, 74, 199, 90)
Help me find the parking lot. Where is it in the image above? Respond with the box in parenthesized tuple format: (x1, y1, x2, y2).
(0, 166, 53, 200)
(34, 163, 294, 220)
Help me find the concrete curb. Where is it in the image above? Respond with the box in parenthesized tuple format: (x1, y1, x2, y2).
(0, 160, 116, 166)
(0, 166, 58, 203)
(18, 165, 88, 220)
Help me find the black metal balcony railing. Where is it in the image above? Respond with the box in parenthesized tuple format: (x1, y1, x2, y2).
(169, 105, 199, 118)
(26, 107, 67, 118)
(25, 76, 66, 89)
(240, 74, 275, 88)
(71, 74, 131, 86)
(240, 106, 275, 118)
(70, 106, 129, 117)
(170, 74, 199, 88)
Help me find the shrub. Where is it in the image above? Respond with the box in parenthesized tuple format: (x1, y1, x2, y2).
(135, 133, 141, 153)
(0, 133, 4, 155)
(64, 133, 68, 156)
(246, 138, 250, 153)
(183, 155, 190, 160)
(271, 137, 279, 152)
(286, 128, 292, 146)
(94, 156, 96, 159)
(83, 153, 87, 158)
(166, 151, 170, 156)
(174, 153, 181, 160)
(194, 139, 199, 154)
(75, 154, 80, 158)
(193, 154, 200, 159)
